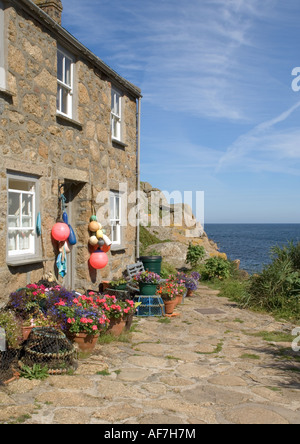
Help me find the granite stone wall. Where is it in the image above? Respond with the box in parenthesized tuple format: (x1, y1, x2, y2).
(0, 2, 139, 302)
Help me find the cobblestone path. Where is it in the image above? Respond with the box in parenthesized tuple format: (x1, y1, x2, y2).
(1, 285, 299, 424)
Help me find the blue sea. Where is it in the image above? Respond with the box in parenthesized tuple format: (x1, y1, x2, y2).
(204, 224, 300, 274)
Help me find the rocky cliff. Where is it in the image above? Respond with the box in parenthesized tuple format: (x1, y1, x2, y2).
(139, 182, 225, 269)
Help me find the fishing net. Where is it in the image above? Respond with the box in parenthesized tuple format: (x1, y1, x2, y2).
(0, 349, 19, 385)
(19, 327, 77, 375)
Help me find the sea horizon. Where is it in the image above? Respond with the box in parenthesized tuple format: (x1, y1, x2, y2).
(203, 223, 300, 274)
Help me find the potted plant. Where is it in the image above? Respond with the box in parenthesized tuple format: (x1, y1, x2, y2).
(52, 293, 109, 353)
(176, 271, 200, 297)
(157, 281, 185, 314)
(95, 294, 133, 336)
(185, 272, 200, 297)
(0, 310, 22, 384)
(133, 271, 161, 295)
(108, 279, 128, 291)
(21, 313, 58, 340)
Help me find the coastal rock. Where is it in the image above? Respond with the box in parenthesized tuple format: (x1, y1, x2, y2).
(140, 182, 224, 264)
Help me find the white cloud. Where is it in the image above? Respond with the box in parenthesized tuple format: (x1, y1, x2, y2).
(62, 0, 277, 121)
(216, 101, 300, 174)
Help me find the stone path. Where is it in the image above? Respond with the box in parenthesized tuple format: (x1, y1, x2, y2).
(0, 285, 299, 424)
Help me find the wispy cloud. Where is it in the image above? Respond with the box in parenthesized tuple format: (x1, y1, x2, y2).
(216, 100, 300, 174)
(62, 0, 276, 121)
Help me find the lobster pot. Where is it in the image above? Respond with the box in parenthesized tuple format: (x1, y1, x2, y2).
(20, 328, 77, 375)
(105, 288, 132, 302)
(0, 349, 19, 385)
(133, 295, 165, 317)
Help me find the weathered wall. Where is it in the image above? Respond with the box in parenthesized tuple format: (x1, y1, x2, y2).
(0, 2, 138, 302)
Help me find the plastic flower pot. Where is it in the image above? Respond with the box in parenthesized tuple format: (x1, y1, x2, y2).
(138, 283, 158, 295)
(138, 256, 162, 275)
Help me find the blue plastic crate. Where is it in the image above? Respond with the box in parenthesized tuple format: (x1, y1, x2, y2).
(134, 295, 165, 317)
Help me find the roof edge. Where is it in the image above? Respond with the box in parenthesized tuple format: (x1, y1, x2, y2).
(9, 0, 142, 98)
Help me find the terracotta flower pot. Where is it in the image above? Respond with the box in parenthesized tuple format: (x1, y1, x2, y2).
(176, 295, 183, 306)
(22, 326, 34, 341)
(108, 318, 126, 336)
(68, 333, 99, 353)
(186, 289, 194, 297)
(163, 299, 176, 315)
(124, 313, 134, 331)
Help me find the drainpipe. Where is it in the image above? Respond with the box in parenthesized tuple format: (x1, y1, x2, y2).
(136, 97, 141, 260)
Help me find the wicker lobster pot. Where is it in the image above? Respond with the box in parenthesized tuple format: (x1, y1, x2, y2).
(19, 327, 77, 375)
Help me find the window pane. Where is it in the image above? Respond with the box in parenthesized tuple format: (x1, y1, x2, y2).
(57, 51, 63, 82)
(115, 197, 120, 220)
(112, 224, 117, 243)
(110, 195, 115, 217)
(8, 192, 20, 227)
(112, 91, 120, 116)
(8, 232, 17, 251)
(19, 231, 32, 251)
(65, 57, 71, 86)
(112, 117, 120, 140)
(56, 85, 61, 111)
(115, 94, 120, 116)
(22, 194, 33, 228)
(9, 179, 32, 192)
(61, 87, 69, 115)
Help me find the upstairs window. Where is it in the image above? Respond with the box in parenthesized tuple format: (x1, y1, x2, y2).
(7, 175, 38, 259)
(0, 0, 6, 90)
(111, 88, 122, 142)
(57, 47, 74, 118)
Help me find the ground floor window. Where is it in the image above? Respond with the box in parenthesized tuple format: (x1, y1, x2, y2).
(110, 191, 122, 245)
(7, 173, 38, 260)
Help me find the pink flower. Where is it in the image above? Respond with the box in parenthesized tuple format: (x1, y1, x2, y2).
(67, 318, 75, 324)
(80, 317, 88, 324)
(92, 325, 98, 331)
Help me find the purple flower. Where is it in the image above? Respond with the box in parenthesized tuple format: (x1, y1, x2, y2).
(191, 272, 200, 281)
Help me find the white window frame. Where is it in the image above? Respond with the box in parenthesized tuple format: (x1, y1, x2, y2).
(0, 0, 6, 90)
(111, 88, 122, 142)
(56, 47, 74, 119)
(7, 173, 39, 262)
(110, 191, 122, 245)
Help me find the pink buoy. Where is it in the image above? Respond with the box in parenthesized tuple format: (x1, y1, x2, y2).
(51, 222, 70, 242)
(89, 250, 109, 269)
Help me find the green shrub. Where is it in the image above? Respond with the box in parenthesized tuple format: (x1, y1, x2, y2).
(201, 256, 231, 280)
(160, 261, 177, 279)
(0, 310, 22, 349)
(247, 242, 300, 321)
(219, 278, 251, 305)
(186, 243, 205, 267)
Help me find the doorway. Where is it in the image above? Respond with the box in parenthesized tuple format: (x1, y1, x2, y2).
(60, 180, 85, 290)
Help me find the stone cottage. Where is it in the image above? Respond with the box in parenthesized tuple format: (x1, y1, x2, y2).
(0, 0, 142, 302)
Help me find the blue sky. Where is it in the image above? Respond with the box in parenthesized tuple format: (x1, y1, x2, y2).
(61, 0, 300, 223)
